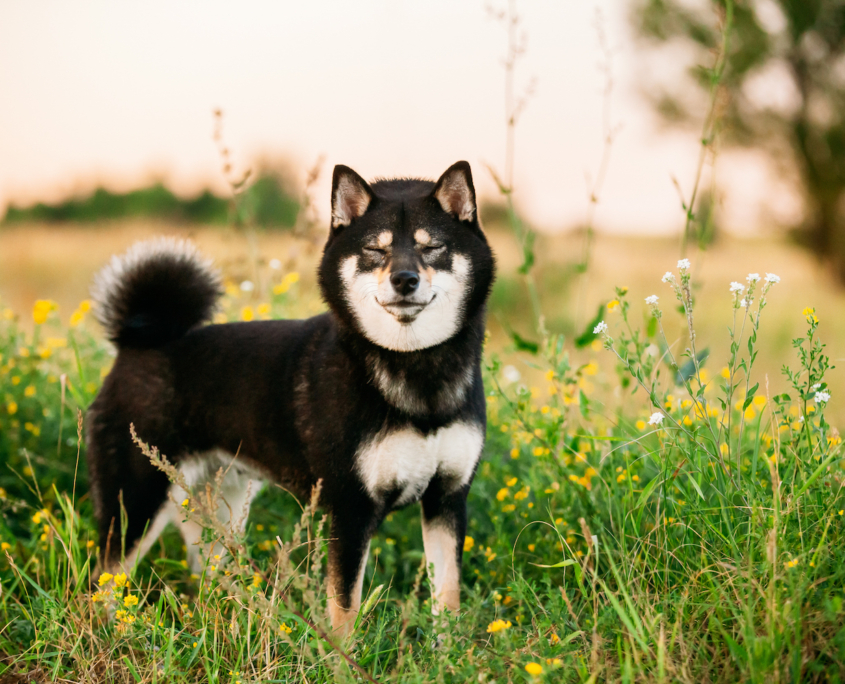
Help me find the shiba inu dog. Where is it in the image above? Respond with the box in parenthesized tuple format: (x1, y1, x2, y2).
(86, 161, 495, 632)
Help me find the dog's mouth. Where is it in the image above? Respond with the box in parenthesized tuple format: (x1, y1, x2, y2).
(378, 294, 436, 321)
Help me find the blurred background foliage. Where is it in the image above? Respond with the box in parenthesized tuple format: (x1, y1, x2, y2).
(3, 167, 299, 230)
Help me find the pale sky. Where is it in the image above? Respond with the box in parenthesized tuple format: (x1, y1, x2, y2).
(0, 0, 802, 234)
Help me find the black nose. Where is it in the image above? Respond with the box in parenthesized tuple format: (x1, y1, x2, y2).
(390, 270, 420, 295)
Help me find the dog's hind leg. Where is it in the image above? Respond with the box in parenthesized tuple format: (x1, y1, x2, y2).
(171, 452, 264, 572)
(87, 426, 172, 575)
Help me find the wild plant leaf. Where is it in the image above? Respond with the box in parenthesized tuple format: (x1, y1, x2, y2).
(509, 329, 539, 354)
(530, 559, 576, 569)
(673, 347, 709, 385)
(517, 230, 536, 275)
(575, 304, 606, 348)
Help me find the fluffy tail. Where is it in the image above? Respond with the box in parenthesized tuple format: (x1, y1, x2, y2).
(92, 237, 222, 348)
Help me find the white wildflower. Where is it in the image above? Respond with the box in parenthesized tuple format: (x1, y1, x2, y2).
(730, 282, 745, 294)
(593, 320, 608, 335)
(662, 272, 675, 283)
(765, 273, 780, 284)
(746, 273, 760, 283)
(812, 383, 821, 391)
(240, 280, 255, 292)
(647, 412, 664, 426)
(645, 295, 659, 305)
(677, 258, 691, 271)
(269, 259, 282, 270)
(740, 299, 748, 308)
(502, 365, 521, 384)
(815, 391, 831, 404)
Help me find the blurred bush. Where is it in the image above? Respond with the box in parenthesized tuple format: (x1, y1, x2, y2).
(2, 171, 299, 229)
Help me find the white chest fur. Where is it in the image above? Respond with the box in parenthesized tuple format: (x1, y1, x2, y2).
(355, 422, 483, 506)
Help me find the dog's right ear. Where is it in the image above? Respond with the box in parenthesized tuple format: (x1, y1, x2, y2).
(331, 165, 373, 230)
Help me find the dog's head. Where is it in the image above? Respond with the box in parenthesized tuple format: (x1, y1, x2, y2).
(319, 161, 495, 352)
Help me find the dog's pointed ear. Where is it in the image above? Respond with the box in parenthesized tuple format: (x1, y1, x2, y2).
(331, 165, 373, 230)
(433, 161, 477, 223)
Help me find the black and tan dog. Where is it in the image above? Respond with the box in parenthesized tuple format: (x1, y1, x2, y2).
(86, 161, 495, 632)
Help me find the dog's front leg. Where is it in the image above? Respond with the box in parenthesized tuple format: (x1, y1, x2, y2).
(421, 477, 468, 614)
(327, 502, 376, 636)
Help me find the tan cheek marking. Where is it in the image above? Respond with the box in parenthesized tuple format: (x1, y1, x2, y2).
(376, 265, 390, 285)
(414, 229, 431, 245)
(421, 266, 434, 287)
(377, 231, 393, 248)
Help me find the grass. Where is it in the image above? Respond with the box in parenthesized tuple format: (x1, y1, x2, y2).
(1, 240, 845, 683)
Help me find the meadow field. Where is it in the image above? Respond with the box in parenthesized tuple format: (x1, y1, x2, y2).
(1, 219, 845, 682)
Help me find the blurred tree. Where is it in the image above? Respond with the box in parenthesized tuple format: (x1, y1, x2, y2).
(634, 0, 845, 282)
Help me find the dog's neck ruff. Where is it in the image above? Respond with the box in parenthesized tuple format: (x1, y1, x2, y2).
(366, 352, 474, 416)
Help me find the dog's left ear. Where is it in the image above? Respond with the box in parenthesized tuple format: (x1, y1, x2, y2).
(433, 161, 477, 223)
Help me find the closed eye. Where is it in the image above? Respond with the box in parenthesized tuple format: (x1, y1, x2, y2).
(363, 247, 387, 256)
(423, 244, 445, 252)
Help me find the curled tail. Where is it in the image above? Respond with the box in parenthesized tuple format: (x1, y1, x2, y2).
(92, 237, 222, 348)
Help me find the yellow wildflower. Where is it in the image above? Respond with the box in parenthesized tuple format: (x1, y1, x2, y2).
(486, 619, 512, 633)
(496, 488, 509, 501)
(1, 542, 10, 551)
(123, 594, 139, 607)
(607, 299, 620, 311)
(113, 572, 128, 588)
(241, 306, 254, 322)
(32, 299, 57, 325)
(525, 663, 543, 676)
(463, 536, 474, 552)
(24, 385, 35, 398)
(7, 402, 17, 415)
(97, 572, 113, 586)
(279, 623, 293, 634)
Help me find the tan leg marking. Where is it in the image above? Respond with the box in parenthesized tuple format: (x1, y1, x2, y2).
(327, 540, 370, 636)
(421, 516, 460, 614)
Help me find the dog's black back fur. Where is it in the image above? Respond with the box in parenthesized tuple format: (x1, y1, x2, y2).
(86, 162, 495, 628)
